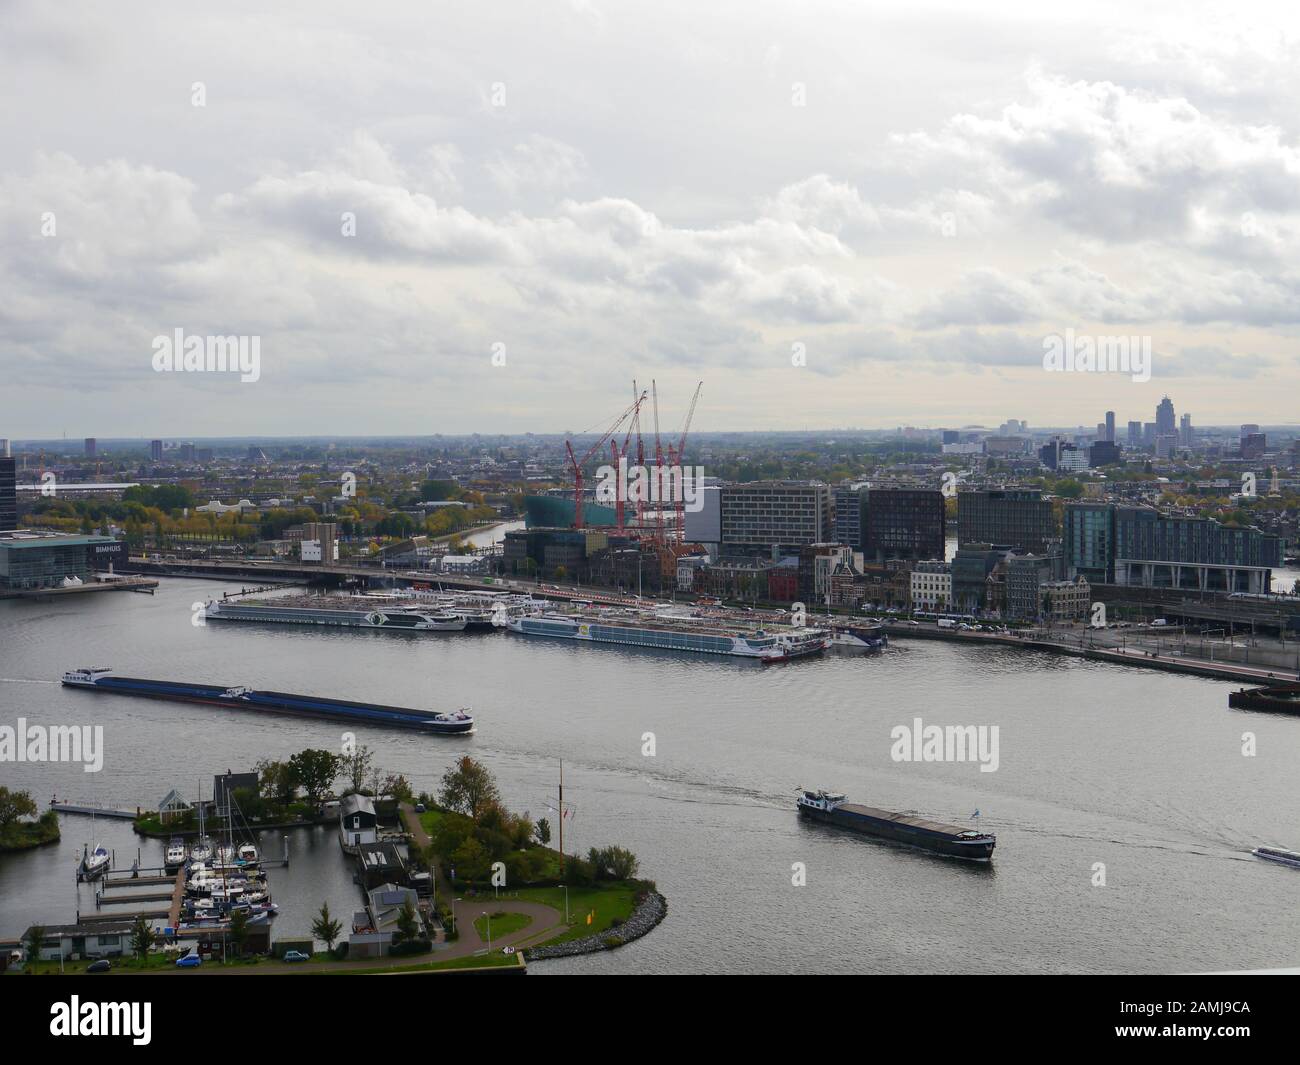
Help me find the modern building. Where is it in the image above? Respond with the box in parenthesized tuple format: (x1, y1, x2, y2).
(1105, 411, 1116, 442)
(909, 559, 952, 612)
(798, 543, 854, 605)
(832, 483, 868, 552)
(0, 456, 15, 533)
(1127, 421, 1143, 447)
(150, 439, 164, 462)
(1156, 396, 1176, 437)
(683, 485, 721, 550)
(719, 481, 833, 555)
(84, 438, 96, 458)
(1065, 503, 1282, 593)
(0, 532, 120, 591)
(861, 488, 945, 563)
(1089, 440, 1122, 467)
(957, 488, 1056, 554)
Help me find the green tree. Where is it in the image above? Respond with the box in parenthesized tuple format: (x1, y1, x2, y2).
(341, 745, 374, 794)
(24, 924, 46, 964)
(130, 915, 156, 961)
(255, 759, 297, 805)
(227, 908, 250, 957)
(394, 898, 420, 943)
(534, 817, 552, 846)
(288, 749, 342, 807)
(438, 756, 501, 821)
(312, 902, 343, 952)
(0, 787, 37, 828)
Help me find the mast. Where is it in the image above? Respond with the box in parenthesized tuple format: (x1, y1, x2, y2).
(558, 760, 564, 862)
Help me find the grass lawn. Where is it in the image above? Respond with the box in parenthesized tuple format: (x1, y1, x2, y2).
(511, 882, 641, 947)
(474, 911, 533, 940)
(19, 951, 176, 974)
(417, 808, 446, 837)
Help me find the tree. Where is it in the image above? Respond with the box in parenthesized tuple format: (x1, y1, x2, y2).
(0, 787, 37, 829)
(341, 745, 374, 794)
(438, 756, 501, 821)
(130, 916, 155, 961)
(255, 759, 297, 805)
(227, 908, 250, 957)
(288, 749, 342, 807)
(394, 898, 420, 943)
(24, 924, 46, 964)
(312, 902, 343, 952)
(534, 817, 552, 846)
(379, 773, 415, 805)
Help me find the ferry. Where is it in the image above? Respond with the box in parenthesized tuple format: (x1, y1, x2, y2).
(796, 789, 996, 862)
(1252, 846, 1300, 869)
(62, 668, 475, 734)
(830, 623, 888, 651)
(203, 596, 468, 631)
(505, 611, 829, 662)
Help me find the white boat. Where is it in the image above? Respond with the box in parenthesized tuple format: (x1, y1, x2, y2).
(1253, 846, 1300, 868)
(81, 844, 110, 879)
(189, 837, 214, 863)
(165, 838, 187, 867)
(237, 843, 259, 863)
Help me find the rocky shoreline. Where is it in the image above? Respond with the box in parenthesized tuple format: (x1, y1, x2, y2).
(528, 890, 667, 961)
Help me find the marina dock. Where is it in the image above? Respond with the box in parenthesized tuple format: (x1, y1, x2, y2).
(50, 800, 140, 820)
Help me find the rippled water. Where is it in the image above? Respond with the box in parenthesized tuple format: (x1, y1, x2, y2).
(2, 577, 1298, 973)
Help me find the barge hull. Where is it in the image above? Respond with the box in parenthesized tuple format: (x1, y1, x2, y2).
(798, 804, 995, 861)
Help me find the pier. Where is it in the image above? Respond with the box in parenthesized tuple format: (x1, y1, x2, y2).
(50, 800, 139, 820)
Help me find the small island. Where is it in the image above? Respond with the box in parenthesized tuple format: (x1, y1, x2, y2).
(0, 788, 60, 853)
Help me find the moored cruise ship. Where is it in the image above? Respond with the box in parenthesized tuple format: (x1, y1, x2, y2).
(505, 610, 829, 662)
(204, 594, 468, 631)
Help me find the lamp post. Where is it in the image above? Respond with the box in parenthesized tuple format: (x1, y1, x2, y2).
(482, 911, 491, 953)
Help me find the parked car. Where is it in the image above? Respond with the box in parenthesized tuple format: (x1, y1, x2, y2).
(176, 953, 202, 968)
(86, 959, 112, 973)
(282, 950, 311, 963)
(414, 803, 426, 813)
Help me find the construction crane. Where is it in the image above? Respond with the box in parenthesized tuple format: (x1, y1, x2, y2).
(565, 390, 647, 529)
(668, 381, 704, 541)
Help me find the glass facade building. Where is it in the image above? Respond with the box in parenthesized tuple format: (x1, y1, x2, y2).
(862, 488, 946, 563)
(957, 488, 1056, 554)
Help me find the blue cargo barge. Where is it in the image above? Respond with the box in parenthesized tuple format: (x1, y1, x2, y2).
(797, 789, 995, 861)
(61, 668, 474, 734)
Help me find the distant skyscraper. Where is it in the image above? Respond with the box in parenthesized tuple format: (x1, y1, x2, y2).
(1179, 414, 1194, 447)
(84, 437, 97, 458)
(1156, 396, 1176, 436)
(150, 439, 163, 462)
(1105, 411, 1116, 442)
(1127, 421, 1142, 446)
(0, 456, 15, 532)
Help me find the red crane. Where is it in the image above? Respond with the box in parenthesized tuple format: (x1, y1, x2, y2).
(566, 390, 647, 529)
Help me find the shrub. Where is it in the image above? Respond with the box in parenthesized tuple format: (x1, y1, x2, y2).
(389, 938, 432, 957)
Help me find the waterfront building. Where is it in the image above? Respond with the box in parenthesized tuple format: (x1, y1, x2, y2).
(696, 556, 772, 602)
(1065, 503, 1282, 593)
(505, 526, 607, 579)
(861, 487, 945, 563)
(22, 922, 134, 961)
(957, 488, 1056, 554)
(340, 794, 378, 852)
(909, 559, 952, 611)
(1005, 552, 1064, 620)
(1042, 577, 1091, 623)
(798, 542, 855, 605)
(719, 481, 833, 555)
(950, 543, 1013, 613)
(683, 485, 721, 552)
(0, 531, 119, 591)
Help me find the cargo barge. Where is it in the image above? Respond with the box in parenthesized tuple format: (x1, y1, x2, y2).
(61, 668, 474, 733)
(1228, 683, 1300, 715)
(796, 789, 995, 861)
(506, 610, 829, 662)
(204, 594, 468, 631)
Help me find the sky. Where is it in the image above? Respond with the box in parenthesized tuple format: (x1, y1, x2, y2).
(1, 0, 1298, 438)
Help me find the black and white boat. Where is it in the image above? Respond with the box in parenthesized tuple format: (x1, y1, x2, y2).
(1253, 845, 1300, 869)
(797, 789, 995, 862)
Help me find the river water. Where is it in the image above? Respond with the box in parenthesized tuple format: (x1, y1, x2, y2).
(2, 577, 1298, 973)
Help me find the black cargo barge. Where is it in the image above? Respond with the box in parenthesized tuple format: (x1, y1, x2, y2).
(797, 789, 995, 861)
(1228, 683, 1300, 716)
(61, 668, 474, 734)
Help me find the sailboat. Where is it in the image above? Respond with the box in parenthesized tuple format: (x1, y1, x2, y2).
(189, 786, 214, 863)
(80, 808, 110, 879)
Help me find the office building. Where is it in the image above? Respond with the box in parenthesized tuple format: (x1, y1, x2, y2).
(150, 440, 164, 462)
(1127, 421, 1142, 446)
(1063, 503, 1115, 584)
(861, 488, 945, 563)
(84, 438, 96, 458)
(0, 456, 15, 533)
(950, 543, 1012, 613)
(1179, 414, 1194, 448)
(1156, 396, 1176, 436)
(832, 484, 868, 552)
(1005, 552, 1064, 620)
(1089, 440, 1122, 467)
(957, 488, 1056, 554)
(0, 532, 119, 591)
(300, 522, 340, 563)
(1105, 411, 1116, 442)
(719, 481, 833, 555)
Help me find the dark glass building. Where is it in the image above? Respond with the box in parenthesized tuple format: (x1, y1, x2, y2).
(0, 457, 16, 533)
(957, 488, 1056, 554)
(862, 488, 945, 563)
